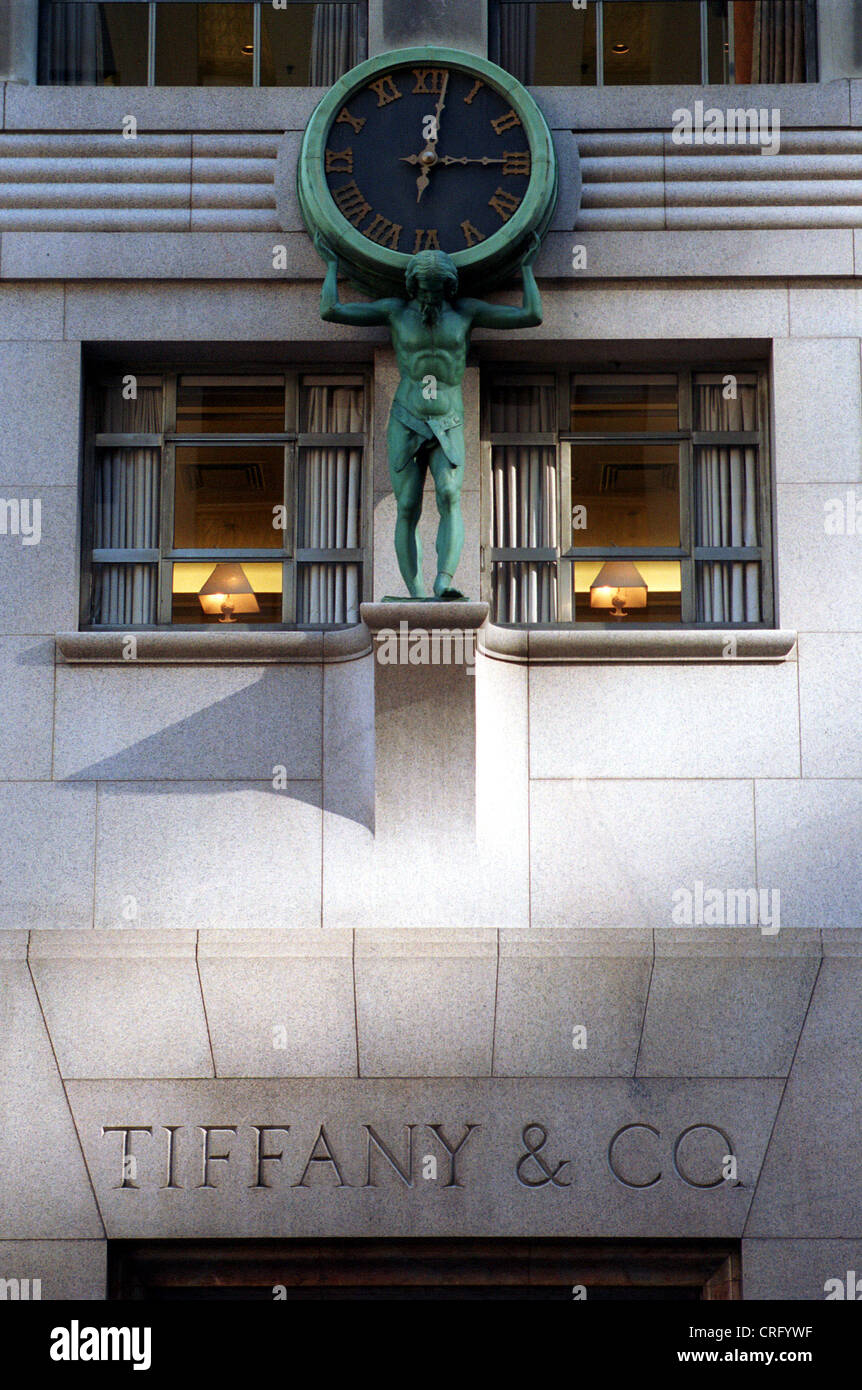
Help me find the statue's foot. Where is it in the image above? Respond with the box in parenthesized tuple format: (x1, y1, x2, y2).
(433, 574, 468, 601)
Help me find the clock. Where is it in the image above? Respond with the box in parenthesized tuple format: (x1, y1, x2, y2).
(297, 46, 560, 297)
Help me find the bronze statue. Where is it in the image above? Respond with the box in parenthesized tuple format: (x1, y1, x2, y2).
(316, 232, 542, 599)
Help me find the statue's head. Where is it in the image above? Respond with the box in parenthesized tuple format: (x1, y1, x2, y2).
(405, 250, 459, 322)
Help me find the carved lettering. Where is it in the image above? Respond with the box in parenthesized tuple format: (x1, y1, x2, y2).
(199, 1126, 236, 1189)
(292, 1124, 349, 1188)
(102, 1126, 152, 1190)
(364, 1124, 415, 1187)
(425, 1123, 480, 1188)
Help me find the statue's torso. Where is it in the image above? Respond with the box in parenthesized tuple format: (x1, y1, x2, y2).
(390, 301, 470, 418)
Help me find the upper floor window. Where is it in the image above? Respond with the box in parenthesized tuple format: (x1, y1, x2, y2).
(483, 366, 773, 627)
(82, 370, 369, 628)
(39, 0, 367, 86)
(489, 1, 814, 86)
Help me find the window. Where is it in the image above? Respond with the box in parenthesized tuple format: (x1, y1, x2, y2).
(82, 370, 369, 628)
(483, 367, 772, 627)
(489, 1, 815, 86)
(38, 0, 368, 86)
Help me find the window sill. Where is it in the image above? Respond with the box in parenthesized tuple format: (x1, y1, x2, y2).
(479, 627, 797, 665)
(55, 627, 371, 666)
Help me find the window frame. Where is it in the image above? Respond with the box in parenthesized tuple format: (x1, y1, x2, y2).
(81, 364, 374, 631)
(39, 0, 369, 89)
(480, 362, 774, 629)
(488, 0, 818, 87)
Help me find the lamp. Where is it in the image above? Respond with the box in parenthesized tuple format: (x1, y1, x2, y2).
(590, 561, 648, 619)
(198, 563, 260, 623)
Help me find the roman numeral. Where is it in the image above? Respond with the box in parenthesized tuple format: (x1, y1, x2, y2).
(325, 148, 354, 174)
(412, 68, 447, 94)
(488, 187, 522, 222)
(336, 106, 365, 134)
(333, 180, 371, 227)
(503, 151, 531, 176)
(491, 108, 522, 135)
(364, 213, 403, 250)
(461, 219, 486, 247)
(413, 228, 441, 252)
(464, 80, 484, 105)
(369, 75, 403, 107)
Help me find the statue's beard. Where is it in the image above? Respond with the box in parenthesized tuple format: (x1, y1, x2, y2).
(419, 296, 442, 326)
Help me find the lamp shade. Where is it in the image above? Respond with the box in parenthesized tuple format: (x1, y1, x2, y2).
(198, 563, 261, 617)
(590, 560, 648, 610)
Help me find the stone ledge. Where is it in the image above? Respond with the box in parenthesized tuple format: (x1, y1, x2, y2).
(361, 600, 489, 633)
(480, 626, 798, 664)
(55, 627, 371, 665)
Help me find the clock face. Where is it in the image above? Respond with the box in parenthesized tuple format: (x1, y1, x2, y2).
(321, 61, 534, 258)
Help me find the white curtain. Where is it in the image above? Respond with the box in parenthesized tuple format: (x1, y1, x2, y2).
(309, 3, 360, 85)
(496, 3, 537, 85)
(298, 383, 363, 624)
(92, 386, 161, 625)
(490, 384, 557, 623)
(695, 383, 761, 623)
(39, 2, 116, 85)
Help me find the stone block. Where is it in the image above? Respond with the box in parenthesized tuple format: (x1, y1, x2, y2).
(29, 930, 212, 1079)
(355, 931, 497, 1076)
(798, 633, 862, 777)
(54, 664, 322, 781)
(638, 930, 821, 1077)
(494, 930, 652, 1076)
(0, 636, 53, 779)
(94, 782, 322, 931)
(772, 339, 862, 483)
(198, 930, 357, 1078)
(0, 961, 103, 1236)
(529, 662, 799, 778)
(755, 780, 862, 929)
(530, 780, 756, 928)
(0, 782, 96, 929)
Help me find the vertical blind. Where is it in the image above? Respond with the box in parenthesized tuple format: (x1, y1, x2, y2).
(695, 382, 761, 623)
(489, 383, 558, 624)
(297, 382, 363, 625)
(91, 386, 161, 626)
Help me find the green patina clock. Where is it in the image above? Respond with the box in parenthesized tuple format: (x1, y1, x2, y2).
(297, 46, 559, 296)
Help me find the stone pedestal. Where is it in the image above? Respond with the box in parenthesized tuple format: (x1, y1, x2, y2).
(361, 601, 487, 842)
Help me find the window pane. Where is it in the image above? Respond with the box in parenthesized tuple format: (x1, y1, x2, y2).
(571, 379, 678, 433)
(493, 2, 597, 86)
(40, 2, 149, 85)
(262, 2, 364, 87)
(694, 380, 758, 432)
(697, 560, 761, 622)
(574, 559, 682, 623)
(604, 1, 701, 85)
(707, 0, 731, 83)
(570, 443, 681, 546)
(492, 561, 557, 624)
(94, 447, 161, 548)
(171, 560, 282, 624)
(92, 563, 157, 625)
(175, 379, 286, 434)
(489, 380, 556, 434)
(173, 445, 284, 548)
(156, 3, 253, 87)
(96, 382, 163, 434)
(297, 562, 361, 624)
(300, 380, 365, 433)
(491, 445, 557, 548)
(297, 447, 362, 549)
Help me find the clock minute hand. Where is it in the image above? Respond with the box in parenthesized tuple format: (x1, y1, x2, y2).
(439, 156, 506, 166)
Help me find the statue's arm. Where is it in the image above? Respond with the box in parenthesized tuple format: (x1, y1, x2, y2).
(460, 234, 543, 330)
(316, 234, 401, 327)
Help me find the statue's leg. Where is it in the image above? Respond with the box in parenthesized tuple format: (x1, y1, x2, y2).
(429, 446, 466, 599)
(387, 416, 427, 597)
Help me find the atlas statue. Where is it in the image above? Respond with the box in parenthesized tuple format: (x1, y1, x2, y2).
(316, 231, 543, 600)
